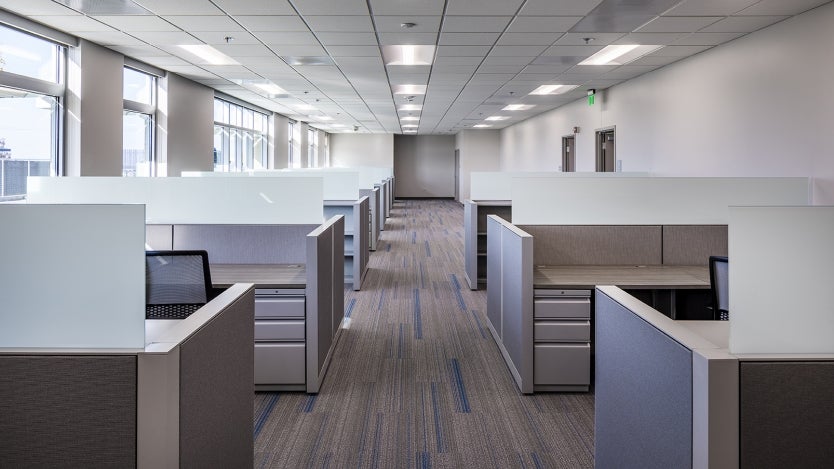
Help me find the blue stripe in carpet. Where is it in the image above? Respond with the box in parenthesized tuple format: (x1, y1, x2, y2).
(418, 451, 431, 469)
(449, 359, 471, 413)
(424, 240, 431, 257)
(253, 393, 280, 438)
(345, 298, 356, 318)
(413, 289, 423, 339)
(377, 289, 386, 311)
(419, 262, 426, 289)
(386, 243, 391, 252)
(412, 231, 417, 244)
(398, 323, 404, 358)
(430, 383, 445, 452)
(470, 310, 487, 339)
(302, 395, 317, 413)
(531, 452, 544, 469)
(449, 274, 467, 312)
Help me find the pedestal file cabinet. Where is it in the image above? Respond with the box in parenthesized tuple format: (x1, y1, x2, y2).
(533, 289, 591, 392)
(254, 289, 306, 386)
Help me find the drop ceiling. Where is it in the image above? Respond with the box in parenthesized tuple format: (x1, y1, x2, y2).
(0, 0, 830, 134)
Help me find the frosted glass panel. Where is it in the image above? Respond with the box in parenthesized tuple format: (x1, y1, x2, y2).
(511, 177, 809, 225)
(0, 204, 145, 348)
(470, 171, 650, 201)
(27, 177, 324, 224)
(729, 206, 834, 354)
(183, 169, 359, 200)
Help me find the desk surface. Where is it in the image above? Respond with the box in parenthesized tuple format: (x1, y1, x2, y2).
(534, 265, 710, 289)
(211, 264, 306, 289)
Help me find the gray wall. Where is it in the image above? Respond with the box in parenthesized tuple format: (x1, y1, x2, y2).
(330, 134, 394, 168)
(455, 130, 501, 201)
(271, 114, 289, 169)
(65, 40, 123, 177)
(163, 74, 214, 176)
(394, 135, 455, 198)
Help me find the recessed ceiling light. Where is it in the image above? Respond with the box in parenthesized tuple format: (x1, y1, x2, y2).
(393, 84, 427, 95)
(503, 104, 535, 111)
(295, 104, 316, 111)
(382, 45, 435, 66)
(473, 124, 492, 128)
(330, 124, 346, 128)
(578, 44, 664, 66)
(402, 124, 418, 128)
(485, 116, 508, 121)
(281, 56, 334, 66)
(178, 44, 238, 65)
(315, 116, 334, 121)
(399, 104, 422, 111)
(251, 82, 286, 96)
(401, 116, 420, 121)
(529, 84, 578, 95)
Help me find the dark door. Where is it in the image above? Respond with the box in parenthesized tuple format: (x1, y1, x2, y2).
(596, 129, 616, 172)
(562, 136, 575, 172)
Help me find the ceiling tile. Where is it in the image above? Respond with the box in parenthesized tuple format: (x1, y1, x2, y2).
(521, 64, 572, 74)
(482, 55, 536, 66)
(519, 0, 604, 16)
(304, 15, 374, 32)
(29, 14, 116, 32)
(373, 16, 442, 33)
(435, 56, 483, 65)
(212, 44, 276, 57)
(436, 45, 493, 56)
(165, 65, 220, 79)
(700, 16, 789, 33)
(627, 54, 684, 67)
(446, 0, 525, 15)
(477, 64, 527, 74)
(636, 16, 723, 33)
(254, 31, 319, 45)
(134, 0, 225, 15)
(211, 0, 296, 15)
(369, 0, 445, 16)
(191, 31, 261, 45)
(738, 0, 831, 16)
(294, 0, 370, 15)
(542, 44, 603, 56)
(553, 33, 625, 46)
(378, 32, 438, 45)
(614, 32, 689, 45)
(505, 16, 582, 33)
(489, 45, 548, 56)
(74, 30, 144, 46)
(111, 45, 170, 57)
(673, 32, 745, 46)
(134, 55, 192, 67)
(443, 16, 512, 33)
(665, 0, 761, 16)
(92, 15, 179, 31)
(438, 33, 501, 46)
(326, 45, 384, 57)
(432, 64, 479, 74)
(235, 16, 309, 32)
(649, 45, 711, 56)
(317, 32, 378, 46)
(496, 33, 563, 46)
(163, 15, 245, 32)
(130, 31, 202, 45)
(260, 45, 327, 56)
(0, 0, 76, 15)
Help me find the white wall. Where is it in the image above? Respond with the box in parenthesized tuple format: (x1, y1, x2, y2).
(455, 130, 501, 201)
(65, 40, 124, 176)
(271, 114, 289, 169)
(394, 135, 456, 198)
(499, 2, 834, 203)
(163, 74, 214, 176)
(330, 134, 394, 168)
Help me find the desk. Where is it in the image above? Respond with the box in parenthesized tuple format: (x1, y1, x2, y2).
(534, 265, 709, 289)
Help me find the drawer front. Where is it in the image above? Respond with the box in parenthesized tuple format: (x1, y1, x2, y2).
(534, 321, 591, 342)
(254, 343, 305, 385)
(534, 298, 590, 319)
(255, 297, 305, 319)
(534, 343, 591, 386)
(255, 320, 305, 341)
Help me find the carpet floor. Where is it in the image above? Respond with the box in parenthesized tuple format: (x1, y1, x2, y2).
(253, 199, 594, 468)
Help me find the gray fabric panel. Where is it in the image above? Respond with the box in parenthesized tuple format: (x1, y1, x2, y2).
(464, 201, 478, 289)
(332, 217, 345, 337)
(739, 361, 834, 469)
(179, 289, 255, 469)
(662, 225, 728, 265)
(486, 217, 503, 338)
(146, 224, 173, 250)
(521, 225, 663, 266)
(476, 205, 511, 232)
(595, 290, 693, 469)
(173, 224, 317, 264)
(0, 355, 137, 467)
(317, 227, 334, 373)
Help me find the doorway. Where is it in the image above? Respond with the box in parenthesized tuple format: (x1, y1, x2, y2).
(595, 127, 616, 172)
(454, 149, 460, 201)
(561, 135, 575, 172)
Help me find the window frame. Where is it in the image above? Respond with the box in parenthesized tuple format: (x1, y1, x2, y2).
(122, 66, 157, 177)
(213, 97, 269, 172)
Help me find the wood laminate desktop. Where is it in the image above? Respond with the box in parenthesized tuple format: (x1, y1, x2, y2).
(534, 265, 710, 290)
(211, 263, 306, 289)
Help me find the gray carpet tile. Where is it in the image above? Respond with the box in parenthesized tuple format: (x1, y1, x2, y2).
(254, 199, 594, 468)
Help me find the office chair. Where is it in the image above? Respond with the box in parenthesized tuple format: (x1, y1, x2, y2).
(709, 255, 729, 321)
(145, 250, 213, 319)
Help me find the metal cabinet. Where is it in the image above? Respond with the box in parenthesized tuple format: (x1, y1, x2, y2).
(533, 289, 591, 392)
(254, 288, 306, 390)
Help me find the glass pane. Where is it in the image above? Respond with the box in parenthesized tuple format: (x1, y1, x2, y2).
(123, 67, 154, 105)
(0, 87, 57, 199)
(123, 111, 153, 177)
(213, 125, 230, 172)
(213, 98, 224, 123)
(0, 25, 60, 83)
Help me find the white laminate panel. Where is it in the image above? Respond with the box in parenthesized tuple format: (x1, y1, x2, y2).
(26, 176, 324, 224)
(729, 206, 834, 354)
(0, 204, 145, 348)
(469, 171, 650, 201)
(511, 177, 809, 225)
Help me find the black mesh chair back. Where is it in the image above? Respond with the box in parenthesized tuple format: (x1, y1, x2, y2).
(145, 250, 213, 319)
(709, 255, 729, 321)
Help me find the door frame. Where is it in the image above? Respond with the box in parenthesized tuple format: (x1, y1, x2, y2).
(561, 134, 576, 172)
(595, 125, 616, 172)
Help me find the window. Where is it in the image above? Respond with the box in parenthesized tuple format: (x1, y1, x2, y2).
(213, 98, 268, 172)
(288, 120, 301, 168)
(308, 128, 318, 167)
(0, 24, 64, 200)
(123, 67, 156, 177)
(324, 133, 330, 167)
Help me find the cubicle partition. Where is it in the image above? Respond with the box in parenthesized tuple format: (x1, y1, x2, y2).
(486, 177, 810, 394)
(0, 204, 256, 468)
(360, 187, 381, 250)
(464, 199, 511, 289)
(324, 197, 369, 289)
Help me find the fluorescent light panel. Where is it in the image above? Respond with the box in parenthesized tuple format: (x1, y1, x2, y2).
(485, 116, 508, 121)
(382, 45, 435, 66)
(473, 124, 492, 128)
(503, 104, 535, 111)
(399, 104, 422, 111)
(578, 44, 664, 66)
(393, 84, 427, 95)
(252, 82, 286, 95)
(529, 84, 578, 95)
(178, 44, 238, 65)
(400, 116, 420, 121)
(402, 124, 418, 128)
